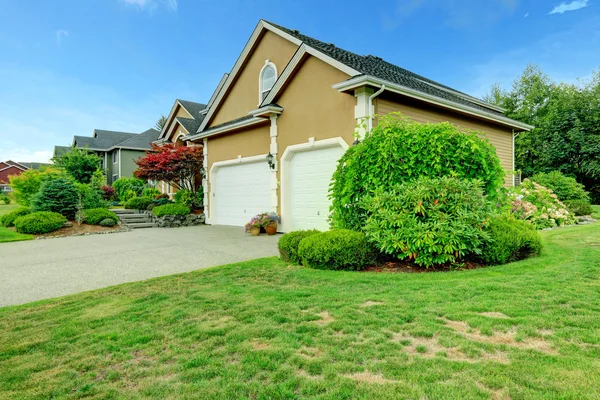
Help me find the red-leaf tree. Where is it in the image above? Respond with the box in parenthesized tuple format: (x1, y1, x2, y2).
(134, 143, 204, 192)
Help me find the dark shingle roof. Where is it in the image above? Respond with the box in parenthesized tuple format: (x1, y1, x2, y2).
(113, 128, 160, 150)
(53, 146, 71, 157)
(19, 162, 52, 170)
(176, 117, 203, 135)
(264, 21, 503, 117)
(178, 100, 208, 118)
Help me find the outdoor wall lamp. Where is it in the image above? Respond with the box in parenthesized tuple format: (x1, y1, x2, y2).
(266, 153, 275, 170)
(199, 167, 206, 178)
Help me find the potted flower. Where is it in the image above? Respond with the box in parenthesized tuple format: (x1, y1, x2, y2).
(264, 212, 280, 235)
(244, 215, 263, 236)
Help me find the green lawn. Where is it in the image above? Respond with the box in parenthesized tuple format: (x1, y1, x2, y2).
(1, 215, 600, 399)
(0, 204, 33, 243)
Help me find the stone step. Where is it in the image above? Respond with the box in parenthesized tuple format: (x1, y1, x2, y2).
(112, 208, 138, 214)
(119, 214, 150, 221)
(126, 222, 156, 229)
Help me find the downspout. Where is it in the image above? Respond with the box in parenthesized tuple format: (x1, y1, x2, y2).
(367, 85, 386, 132)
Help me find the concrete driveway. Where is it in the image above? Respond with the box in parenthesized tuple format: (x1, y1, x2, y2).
(0, 226, 279, 307)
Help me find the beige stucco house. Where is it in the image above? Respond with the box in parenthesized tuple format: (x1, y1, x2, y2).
(178, 20, 532, 232)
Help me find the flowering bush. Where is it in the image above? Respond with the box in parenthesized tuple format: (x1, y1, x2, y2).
(507, 179, 577, 229)
(244, 212, 280, 233)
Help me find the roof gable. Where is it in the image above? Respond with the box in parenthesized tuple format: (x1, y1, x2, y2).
(158, 99, 207, 140)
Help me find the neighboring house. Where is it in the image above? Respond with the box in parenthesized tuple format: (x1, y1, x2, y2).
(56, 128, 160, 184)
(178, 20, 532, 232)
(0, 160, 51, 192)
(153, 99, 209, 195)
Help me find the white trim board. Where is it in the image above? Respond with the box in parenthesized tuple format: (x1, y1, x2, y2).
(332, 75, 534, 131)
(186, 117, 268, 141)
(279, 137, 349, 233)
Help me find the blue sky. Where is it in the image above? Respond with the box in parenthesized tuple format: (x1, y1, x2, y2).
(0, 0, 598, 162)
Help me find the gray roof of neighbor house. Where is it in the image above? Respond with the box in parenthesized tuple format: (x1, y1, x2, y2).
(178, 100, 208, 118)
(53, 146, 71, 157)
(18, 162, 51, 170)
(112, 128, 160, 150)
(72, 128, 159, 151)
(265, 20, 504, 117)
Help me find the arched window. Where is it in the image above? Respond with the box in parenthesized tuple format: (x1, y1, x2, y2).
(259, 61, 277, 103)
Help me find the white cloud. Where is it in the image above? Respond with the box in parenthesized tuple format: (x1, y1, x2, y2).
(121, 0, 177, 11)
(0, 149, 53, 163)
(549, 0, 589, 14)
(56, 30, 68, 46)
(524, 12, 530, 17)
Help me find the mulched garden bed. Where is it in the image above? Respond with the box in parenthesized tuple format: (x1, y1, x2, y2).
(363, 260, 487, 273)
(6, 223, 128, 240)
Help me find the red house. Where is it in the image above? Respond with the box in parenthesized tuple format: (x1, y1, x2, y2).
(0, 161, 50, 193)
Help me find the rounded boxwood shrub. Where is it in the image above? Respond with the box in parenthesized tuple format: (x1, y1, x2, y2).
(481, 216, 542, 265)
(31, 178, 79, 219)
(152, 204, 190, 217)
(84, 208, 118, 225)
(0, 206, 31, 227)
(563, 200, 593, 216)
(330, 114, 504, 230)
(298, 229, 375, 271)
(124, 196, 154, 210)
(531, 171, 590, 202)
(14, 211, 67, 234)
(99, 218, 116, 227)
(364, 176, 491, 268)
(278, 230, 320, 264)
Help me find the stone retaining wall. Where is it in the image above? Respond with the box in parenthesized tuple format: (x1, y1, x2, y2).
(152, 213, 205, 228)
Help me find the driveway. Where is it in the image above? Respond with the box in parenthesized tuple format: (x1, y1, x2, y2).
(0, 226, 279, 307)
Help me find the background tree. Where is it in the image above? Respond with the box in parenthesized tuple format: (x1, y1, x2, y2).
(134, 143, 204, 192)
(52, 148, 102, 184)
(155, 115, 167, 132)
(485, 64, 600, 202)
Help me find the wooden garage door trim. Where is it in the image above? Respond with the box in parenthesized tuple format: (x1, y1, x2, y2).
(208, 153, 269, 225)
(279, 137, 349, 233)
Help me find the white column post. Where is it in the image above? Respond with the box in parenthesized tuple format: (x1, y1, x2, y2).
(354, 87, 374, 140)
(269, 114, 279, 214)
(203, 138, 210, 223)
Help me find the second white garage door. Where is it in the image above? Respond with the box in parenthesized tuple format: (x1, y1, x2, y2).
(211, 161, 271, 226)
(288, 145, 346, 231)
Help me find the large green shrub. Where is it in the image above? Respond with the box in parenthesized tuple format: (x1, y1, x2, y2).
(113, 177, 146, 201)
(124, 196, 154, 210)
(53, 148, 102, 184)
(31, 178, 79, 219)
(0, 195, 10, 205)
(531, 171, 590, 202)
(481, 216, 543, 265)
(364, 177, 491, 268)
(0, 206, 31, 227)
(507, 179, 577, 229)
(75, 183, 108, 209)
(14, 211, 66, 234)
(563, 200, 594, 216)
(83, 208, 118, 225)
(152, 204, 190, 217)
(278, 230, 320, 264)
(174, 189, 203, 209)
(297, 229, 375, 271)
(8, 167, 63, 206)
(330, 114, 505, 230)
(142, 187, 161, 198)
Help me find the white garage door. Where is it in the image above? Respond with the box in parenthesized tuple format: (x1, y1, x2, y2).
(212, 161, 271, 226)
(288, 145, 346, 231)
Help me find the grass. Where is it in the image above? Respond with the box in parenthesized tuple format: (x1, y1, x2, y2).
(0, 204, 33, 243)
(1, 214, 600, 399)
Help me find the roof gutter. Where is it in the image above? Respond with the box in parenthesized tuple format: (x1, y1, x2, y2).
(184, 117, 268, 142)
(333, 75, 534, 131)
(368, 85, 385, 132)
